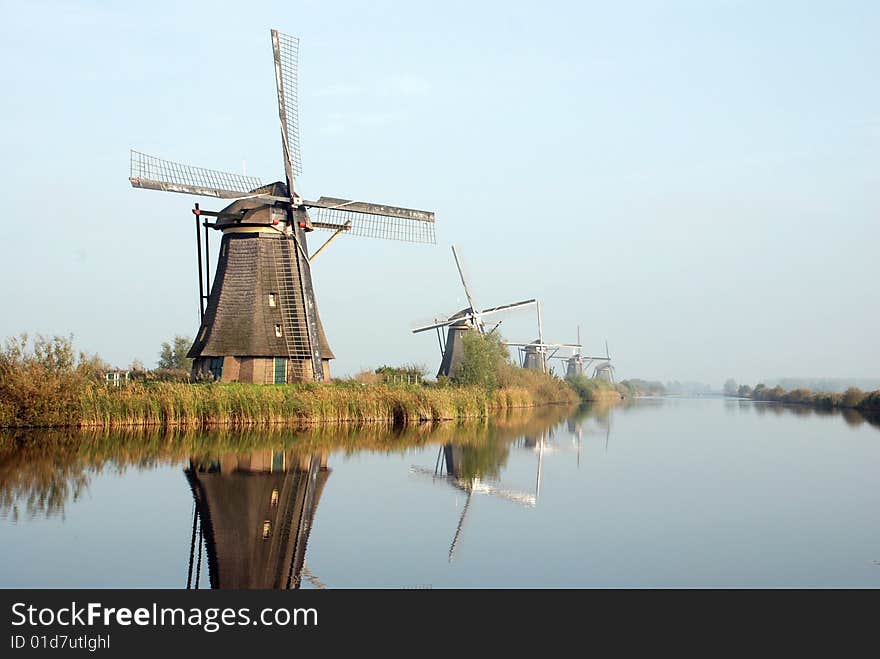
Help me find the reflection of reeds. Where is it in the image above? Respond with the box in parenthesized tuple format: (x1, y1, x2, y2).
(0, 404, 577, 519)
(1, 379, 578, 430)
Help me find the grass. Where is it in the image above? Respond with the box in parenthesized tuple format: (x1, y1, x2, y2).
(0, 379, 577, 430)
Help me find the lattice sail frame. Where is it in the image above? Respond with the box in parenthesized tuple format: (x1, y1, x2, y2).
(130, 151, 264, 198)
(272, 30, 303, 178)
(311, 207, 436, 244)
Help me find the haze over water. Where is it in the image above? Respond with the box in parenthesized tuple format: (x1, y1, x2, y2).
(2, 397, 878, 588)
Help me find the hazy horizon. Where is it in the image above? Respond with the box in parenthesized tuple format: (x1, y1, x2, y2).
(1, 0, 877, 386)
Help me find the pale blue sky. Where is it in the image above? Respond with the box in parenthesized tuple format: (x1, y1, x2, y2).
(0, 0, 877, 385)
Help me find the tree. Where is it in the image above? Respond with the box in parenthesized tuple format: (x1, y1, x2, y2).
(737, 384, 753, 398)
(451, 330, 510, 389)
(158, 335, 193, 372)
(723, 378, 738, 396)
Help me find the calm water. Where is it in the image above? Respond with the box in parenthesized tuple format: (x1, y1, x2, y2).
(1, 398, 879, 588)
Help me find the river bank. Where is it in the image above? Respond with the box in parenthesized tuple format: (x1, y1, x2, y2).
(746, 384, 880, 414)
(0, 378, 581, 430)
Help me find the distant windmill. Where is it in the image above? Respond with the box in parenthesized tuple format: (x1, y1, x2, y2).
(411, 245, 536, 378)
(503, 303, 580, 374)
(130, 29, 436, 383)
(548, 326, 612, 378)
(591, 341, 616, 383)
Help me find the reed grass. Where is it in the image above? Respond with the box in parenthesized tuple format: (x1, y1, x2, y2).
(1, 378, 577, 430)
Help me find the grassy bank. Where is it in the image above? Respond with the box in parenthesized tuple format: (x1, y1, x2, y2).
(566, 374, 626, 402)
(0, 379, 578, 430)
(746, 384, 880, 414)
(0, 332, 581, 430)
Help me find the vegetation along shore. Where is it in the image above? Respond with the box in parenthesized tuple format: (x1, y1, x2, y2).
(0, 333, 644, 431)
(736, 382, 880, 414)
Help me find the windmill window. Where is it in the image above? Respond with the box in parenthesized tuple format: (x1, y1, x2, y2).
(209, 357, 224, 380)
(274, 324, 283, 338)
(270, 489, 279, 506)
(262, 521, 271, 540)
(268, 293, 277, 308)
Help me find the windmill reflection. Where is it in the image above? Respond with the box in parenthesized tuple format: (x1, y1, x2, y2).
(411, 440, 540, 562)
(185, 450, 329, 589)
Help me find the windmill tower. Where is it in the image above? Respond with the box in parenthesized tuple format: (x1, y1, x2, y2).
(130, 29, 436, 383)
(411, 245, 536, 378)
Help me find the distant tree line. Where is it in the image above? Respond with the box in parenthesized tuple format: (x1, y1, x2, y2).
(733, 382, 880, 414)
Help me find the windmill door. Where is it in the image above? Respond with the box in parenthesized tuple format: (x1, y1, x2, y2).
(273, 357, 287, 384)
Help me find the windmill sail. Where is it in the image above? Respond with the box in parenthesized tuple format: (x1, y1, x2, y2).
(129, 151, 265, 199)
(271, 29, 303, 181)
(309, 201, 436, 244)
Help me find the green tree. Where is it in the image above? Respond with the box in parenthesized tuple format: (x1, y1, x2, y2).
(737, 384, 753, 398)
(451, 330, 510, 389)
(158, 335, 193, 372)
(723, 378, 738, 396)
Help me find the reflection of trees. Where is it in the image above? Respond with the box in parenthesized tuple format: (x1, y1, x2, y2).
(0, 406, 575, 520)
(751, 401, 880, 429)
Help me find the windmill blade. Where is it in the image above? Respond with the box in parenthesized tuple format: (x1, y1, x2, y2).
(411, 314, 465, 334)
(451, 245, 479, 316)
(271, 29, 303, 182)
(308, 200, 436, 244)
(129, 150, 265, 199)
(477, 298, 537, 318)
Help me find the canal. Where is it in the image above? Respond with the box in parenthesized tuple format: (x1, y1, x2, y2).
(1, 398, 878, 588)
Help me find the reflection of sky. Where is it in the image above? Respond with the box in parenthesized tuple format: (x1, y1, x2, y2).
(2, 398, 879, 588)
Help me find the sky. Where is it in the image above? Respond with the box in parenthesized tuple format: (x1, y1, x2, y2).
(0, 0, 877, 386)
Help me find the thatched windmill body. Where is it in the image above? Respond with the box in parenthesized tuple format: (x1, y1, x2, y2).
(411, 245, 535, 378)
(130, 29, 436, 383)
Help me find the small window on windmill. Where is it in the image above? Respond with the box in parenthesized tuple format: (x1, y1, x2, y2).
(270, 489, 279, 506)
(268, 293, 277, 308)
(275, 324, 283, 337)
(262, 520, 271, 540)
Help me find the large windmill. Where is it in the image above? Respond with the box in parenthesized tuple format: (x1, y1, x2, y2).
(411, 245, 536, 378)
(130, 29, 436, 383)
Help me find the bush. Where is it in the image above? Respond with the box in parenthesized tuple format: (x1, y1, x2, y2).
(451, 330, 509, 389)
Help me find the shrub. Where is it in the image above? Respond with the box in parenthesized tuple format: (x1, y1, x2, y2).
(451, 330, 509, 389)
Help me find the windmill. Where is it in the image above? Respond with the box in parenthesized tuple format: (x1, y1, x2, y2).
(411, 245, 536, 378)
(130, 29, 436, 383)
(548, 326, 612, 378)
(503, 303, 580, 374)
(590, 341, 616, 383)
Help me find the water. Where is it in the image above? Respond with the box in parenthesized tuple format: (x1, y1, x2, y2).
(1, 398, 878, 588)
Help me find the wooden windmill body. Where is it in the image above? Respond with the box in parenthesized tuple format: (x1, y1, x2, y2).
(130, 30, 435, 383)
